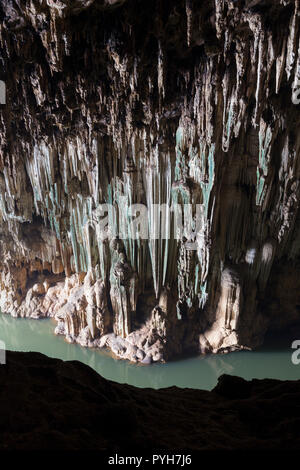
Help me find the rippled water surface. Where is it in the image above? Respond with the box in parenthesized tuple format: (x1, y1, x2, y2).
(1, 313, 299, 390)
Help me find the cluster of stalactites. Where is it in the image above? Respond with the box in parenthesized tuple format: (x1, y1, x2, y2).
(0, 0, 300, 332)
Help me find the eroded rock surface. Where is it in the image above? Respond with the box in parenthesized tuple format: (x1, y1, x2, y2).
(0, 0, 300, 361)
(1, 350, 300, 451)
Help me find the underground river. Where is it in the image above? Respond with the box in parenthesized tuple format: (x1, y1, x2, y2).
(0, 313, 300, 390)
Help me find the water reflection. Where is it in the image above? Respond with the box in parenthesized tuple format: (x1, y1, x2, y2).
(1, 313, 300, 390)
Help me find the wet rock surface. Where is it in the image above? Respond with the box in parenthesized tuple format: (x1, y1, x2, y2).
(0, 1, 300, 361)
(0, 350, 300, 451)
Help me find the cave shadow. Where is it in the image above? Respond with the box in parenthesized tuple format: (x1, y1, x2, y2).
(258, 323, 300, 352)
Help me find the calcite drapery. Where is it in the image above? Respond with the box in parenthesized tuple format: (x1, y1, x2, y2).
(0, 0, 300, 362)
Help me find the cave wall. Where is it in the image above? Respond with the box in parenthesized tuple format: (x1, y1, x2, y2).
(0, 0, 300, 362)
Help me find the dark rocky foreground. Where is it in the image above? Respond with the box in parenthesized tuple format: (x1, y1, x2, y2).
(0, 350, 299, 452)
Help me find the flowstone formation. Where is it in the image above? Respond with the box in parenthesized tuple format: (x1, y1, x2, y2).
(0, 0, 300, 362)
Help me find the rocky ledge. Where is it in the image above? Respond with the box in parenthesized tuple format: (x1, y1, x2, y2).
(0, 350, 299, 451)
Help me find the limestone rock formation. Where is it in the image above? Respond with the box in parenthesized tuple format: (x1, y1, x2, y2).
(0, 0, 300, 362)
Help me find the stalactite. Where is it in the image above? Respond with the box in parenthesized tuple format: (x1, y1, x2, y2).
(0, 0, 299, 362)
(186, 0, 193, 47)
(286, 0, 299, 80)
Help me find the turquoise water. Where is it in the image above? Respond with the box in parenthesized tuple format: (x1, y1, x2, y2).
(0, 313, 300, 390)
